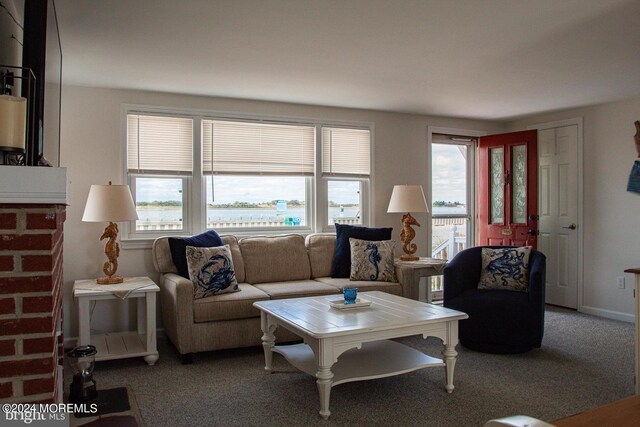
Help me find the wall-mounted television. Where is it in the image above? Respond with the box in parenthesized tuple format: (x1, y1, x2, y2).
(22, 0, 62, 166)
(0, 0, 61, 166)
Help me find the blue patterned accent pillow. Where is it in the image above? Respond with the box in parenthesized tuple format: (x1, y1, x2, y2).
(185, 245, 239, 299)
(349, 238, 397, 282)
(478, 246, 531, 292)
(331, 224, 393, 278)
(168, 230, 224, 279)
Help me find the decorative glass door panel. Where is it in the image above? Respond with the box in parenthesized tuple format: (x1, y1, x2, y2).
(511, 145, 527, 224)
(489, 147, 505, 224)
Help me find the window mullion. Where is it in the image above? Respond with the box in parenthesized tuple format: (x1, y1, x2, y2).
(191, 117, 203, 233)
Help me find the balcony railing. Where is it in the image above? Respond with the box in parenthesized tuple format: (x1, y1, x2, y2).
(430, 220, 467, 296)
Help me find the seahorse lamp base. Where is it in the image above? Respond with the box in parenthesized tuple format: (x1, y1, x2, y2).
(97, 276, 124, 285)
(399, 212, 421, 262)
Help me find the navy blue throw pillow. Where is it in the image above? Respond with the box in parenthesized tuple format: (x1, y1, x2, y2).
(168, 230, 224, 279)
(331, 224, 393, 278)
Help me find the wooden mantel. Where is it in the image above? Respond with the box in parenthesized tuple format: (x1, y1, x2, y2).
(624, 268, 640, 395)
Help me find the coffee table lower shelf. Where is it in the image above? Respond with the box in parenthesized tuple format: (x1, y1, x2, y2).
(273, 339, 444, 386)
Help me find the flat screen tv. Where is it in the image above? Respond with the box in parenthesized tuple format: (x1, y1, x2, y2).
(22, 0, 61, 166)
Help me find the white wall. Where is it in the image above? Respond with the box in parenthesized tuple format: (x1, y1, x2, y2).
(60, 84, 504, 339)
(506, 96, 640, 321)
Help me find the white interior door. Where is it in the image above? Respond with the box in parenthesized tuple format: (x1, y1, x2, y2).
(538, 125, 579, 308)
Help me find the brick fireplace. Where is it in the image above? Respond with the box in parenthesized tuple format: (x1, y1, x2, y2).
(0, 167, 67, 404)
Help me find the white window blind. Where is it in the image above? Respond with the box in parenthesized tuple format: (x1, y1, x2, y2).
(322, 127, 371, 177)
(127, 114, 193, 174)
(202, 120, 315, 175)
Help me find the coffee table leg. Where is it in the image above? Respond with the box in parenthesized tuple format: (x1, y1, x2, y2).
(316, 365, 334, 419)
(443, 343, 458, 393)
(260, 312, 276, 373)
(443, 320, 459, 393)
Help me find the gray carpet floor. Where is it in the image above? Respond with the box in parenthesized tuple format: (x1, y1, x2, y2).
(75, 306, 635, 426)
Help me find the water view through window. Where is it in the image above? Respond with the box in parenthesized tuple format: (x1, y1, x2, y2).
(327, 180, 361, 225)
(206, 176, 307, 228)
(431, 142, 468, 260)
(134, 177, 184, 231)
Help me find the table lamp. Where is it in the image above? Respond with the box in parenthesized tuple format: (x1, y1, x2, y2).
(387, 184, 429, 261)
(82, 182, 138, 284)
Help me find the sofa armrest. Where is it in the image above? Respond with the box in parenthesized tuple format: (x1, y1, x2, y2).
(159, 273, 194, 354)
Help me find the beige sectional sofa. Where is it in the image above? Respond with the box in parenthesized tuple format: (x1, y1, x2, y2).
(152, 233, 413, 363)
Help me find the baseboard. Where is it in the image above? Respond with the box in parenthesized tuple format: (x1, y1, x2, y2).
(580, 305, 635, 323)
(63, 328, 166, 349)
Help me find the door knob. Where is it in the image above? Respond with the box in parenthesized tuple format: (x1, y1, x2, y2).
(562, 224, 577, 230)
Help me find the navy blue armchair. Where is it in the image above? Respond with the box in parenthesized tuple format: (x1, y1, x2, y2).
(443, 246, 546, 354)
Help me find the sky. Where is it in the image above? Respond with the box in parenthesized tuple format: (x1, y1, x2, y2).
(431, 143, 467, 205)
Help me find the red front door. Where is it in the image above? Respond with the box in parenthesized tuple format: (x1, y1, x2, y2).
(477, 130, 538, 248)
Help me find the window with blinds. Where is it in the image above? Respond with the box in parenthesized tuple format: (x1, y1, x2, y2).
(202, 120, 315, 175)
(322, 127, 371, 177)
(127, 114, 193, 174)
(122, 107, 373, 238)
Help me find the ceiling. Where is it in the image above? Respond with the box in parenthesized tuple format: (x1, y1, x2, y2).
(55, 0, 640, 121)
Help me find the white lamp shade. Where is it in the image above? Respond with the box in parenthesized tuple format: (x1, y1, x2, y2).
(82, 184, 139, 222)
(387, 185, 429, 213)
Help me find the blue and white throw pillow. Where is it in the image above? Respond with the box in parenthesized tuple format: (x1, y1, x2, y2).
(186, 245, 240, 299)
(478, 246, 531, 292)
(349, 238, 397, 282)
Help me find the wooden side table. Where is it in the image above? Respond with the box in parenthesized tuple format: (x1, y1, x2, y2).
(395, 257, 447, 302)
(73, 276, 160, 366)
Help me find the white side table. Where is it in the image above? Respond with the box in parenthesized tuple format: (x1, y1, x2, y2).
(395, 257, 447, 302)
(73, 276, 160, 366)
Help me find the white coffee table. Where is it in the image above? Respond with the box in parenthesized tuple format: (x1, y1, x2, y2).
(253, 291, 468, 419)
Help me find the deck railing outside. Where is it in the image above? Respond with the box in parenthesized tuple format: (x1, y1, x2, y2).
(431, 219, 468, 295)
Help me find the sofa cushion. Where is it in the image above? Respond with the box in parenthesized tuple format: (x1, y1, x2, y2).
(314, 277, 403, 296)
(186, 245, 239, 299)
(220, 235, 245, 283)
(331, 224, 393, 278)
(193, 283, 269, 323)
(240, 234, 311, 284)
(305, 233, 336, 278)
(169, 230, 224, 278)
(349, 238, 397, 282)
(254, 280, 340, 299)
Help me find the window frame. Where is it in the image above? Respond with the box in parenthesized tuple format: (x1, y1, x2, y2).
(321, 177, 369, 232)
(128, 173, 191, 236)
(121, 104, 373, 244)
(427, 127, 485, 257)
